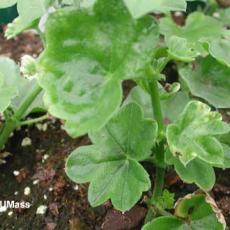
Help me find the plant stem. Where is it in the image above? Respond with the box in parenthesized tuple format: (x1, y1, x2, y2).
(0, 85, 42, 150)
(149, 79, 164, 135)
(20, 114, 49, 126)
(14, 85, 42, 120)
(148, 75, 165, 200)
(144, 74, 166, 223)
(3, 109, 12, 121)
(152, 167, 165, 201)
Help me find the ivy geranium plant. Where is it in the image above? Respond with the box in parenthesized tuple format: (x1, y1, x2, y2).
(0, 0, 230, 229)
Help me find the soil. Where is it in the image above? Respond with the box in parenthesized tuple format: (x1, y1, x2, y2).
(0, 30, 42, 63)
(0, 31, 230, 230)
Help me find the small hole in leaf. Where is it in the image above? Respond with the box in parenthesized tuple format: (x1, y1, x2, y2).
(188, 206, 194, 215)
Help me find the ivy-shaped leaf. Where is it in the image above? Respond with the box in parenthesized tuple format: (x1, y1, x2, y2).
(38, 0, 159, 137)
(5, 0, 52, 38)
(160, 12, 225, 62)
(66, 103, 157, 211)
(179, 56, 230, 109)
(166, 101, 230, 166)
(143, 192, 226, 230)
(122, 0, 187, 19)
(165, 150, 215, 190)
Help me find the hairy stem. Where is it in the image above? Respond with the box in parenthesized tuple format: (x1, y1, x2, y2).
(0, 85, 42, 150)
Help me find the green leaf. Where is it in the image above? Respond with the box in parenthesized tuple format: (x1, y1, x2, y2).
(175, 193, 226, 229)
(154, 189, 175, 210)
(160, 12, 223, 42)
(0, 57, 44, 116)
(165, 150, 215, 190)
(217, 8, 230, 27)
(0, 58, 21, 113)
(160, 12, 224, 62)
(143, 216, 183, 230)
(209, 38, 230, 67)
(38, 0, 159, 137)
(123, 0, 187, 19)
(143, 193, 226, 230)
(161, 91, 190, 124)
(5, 0, 51, 38)
(167, 36, 199, 62)
(214, 133, 230, 169)
(0, 0, 16, 8)
(66, 103, 157, 211)
(62, 0, 96, 7)
(179, 56, 230, 108)
(11, 80, 45, 116)
(166, 101, 230, 166)
(125, 86, 190, 123)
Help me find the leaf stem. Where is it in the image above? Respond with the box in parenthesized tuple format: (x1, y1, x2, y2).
(20, 114, 49, 126)
(0, 85, 42, 150)
(146, 70, 166, 221)
(149, 79, 164, 135)
(3, 109, 11, 121)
